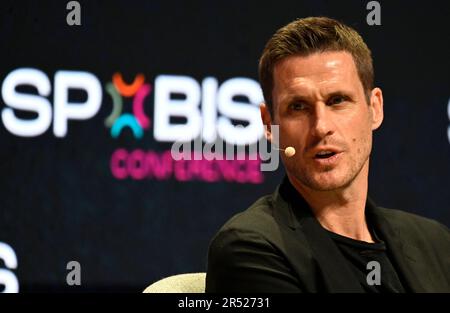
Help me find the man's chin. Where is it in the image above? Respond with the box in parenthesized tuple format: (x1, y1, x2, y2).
(299, 173, 351, 191)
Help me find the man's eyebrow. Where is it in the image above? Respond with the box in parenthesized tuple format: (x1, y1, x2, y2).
(282, 94, 311, 104)
(282, 91, 351, 103)
(326, 91, 353, 98)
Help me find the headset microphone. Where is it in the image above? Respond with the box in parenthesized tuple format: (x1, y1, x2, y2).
(275, 146, 296, 158)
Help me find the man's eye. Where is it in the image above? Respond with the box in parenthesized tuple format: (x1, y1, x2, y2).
(328, 95, 347, 105)
(289, 102, 306, 111)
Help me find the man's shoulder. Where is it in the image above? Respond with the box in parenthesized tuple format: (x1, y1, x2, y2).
(210, 194, 282, 247)
(218, 194, 277, 234)
(375, 206, 449, 239)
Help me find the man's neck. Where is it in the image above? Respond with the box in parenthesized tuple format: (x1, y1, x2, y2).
(288, 162, 374, 243)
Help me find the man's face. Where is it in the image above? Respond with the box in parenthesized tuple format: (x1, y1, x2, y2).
(262, 51, 383, 191)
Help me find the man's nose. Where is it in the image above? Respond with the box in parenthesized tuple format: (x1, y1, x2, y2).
(311, 104, 335, 138)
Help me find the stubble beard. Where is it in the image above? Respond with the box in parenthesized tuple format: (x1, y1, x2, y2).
(290, 144, 372, 192)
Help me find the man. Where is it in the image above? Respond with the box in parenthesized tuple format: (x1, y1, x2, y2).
(206, 17, 450, 292)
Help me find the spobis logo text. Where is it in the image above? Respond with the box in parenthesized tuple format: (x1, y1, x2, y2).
(1, 68, 270, 184)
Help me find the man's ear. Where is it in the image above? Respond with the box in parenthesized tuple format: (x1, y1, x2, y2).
(260, 102, 273, 141)
(369, 88, 384, 130)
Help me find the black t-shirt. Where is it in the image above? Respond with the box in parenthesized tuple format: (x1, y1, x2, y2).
(327, 229, 406, 293)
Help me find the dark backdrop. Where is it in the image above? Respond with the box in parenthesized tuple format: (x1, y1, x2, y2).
(0, 0, 449, 292)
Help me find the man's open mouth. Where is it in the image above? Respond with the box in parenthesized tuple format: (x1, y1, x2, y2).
(315, 151, 337, 159)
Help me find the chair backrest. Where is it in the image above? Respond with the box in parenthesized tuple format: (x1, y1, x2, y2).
(143, 272, 206, 293)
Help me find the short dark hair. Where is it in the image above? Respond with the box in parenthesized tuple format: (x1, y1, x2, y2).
(259, 17, 374, 114)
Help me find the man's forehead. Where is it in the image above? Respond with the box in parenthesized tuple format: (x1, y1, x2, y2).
(273, 51, 359, 88)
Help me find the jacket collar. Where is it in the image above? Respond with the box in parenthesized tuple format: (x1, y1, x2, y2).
(367, 205, 430, 292)
(272, 177, 364, 292)
(272, 176, 429, 292)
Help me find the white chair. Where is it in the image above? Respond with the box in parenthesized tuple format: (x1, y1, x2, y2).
(143, 272, 206, 293)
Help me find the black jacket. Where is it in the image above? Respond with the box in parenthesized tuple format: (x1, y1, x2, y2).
(206, 177, 450, 292)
